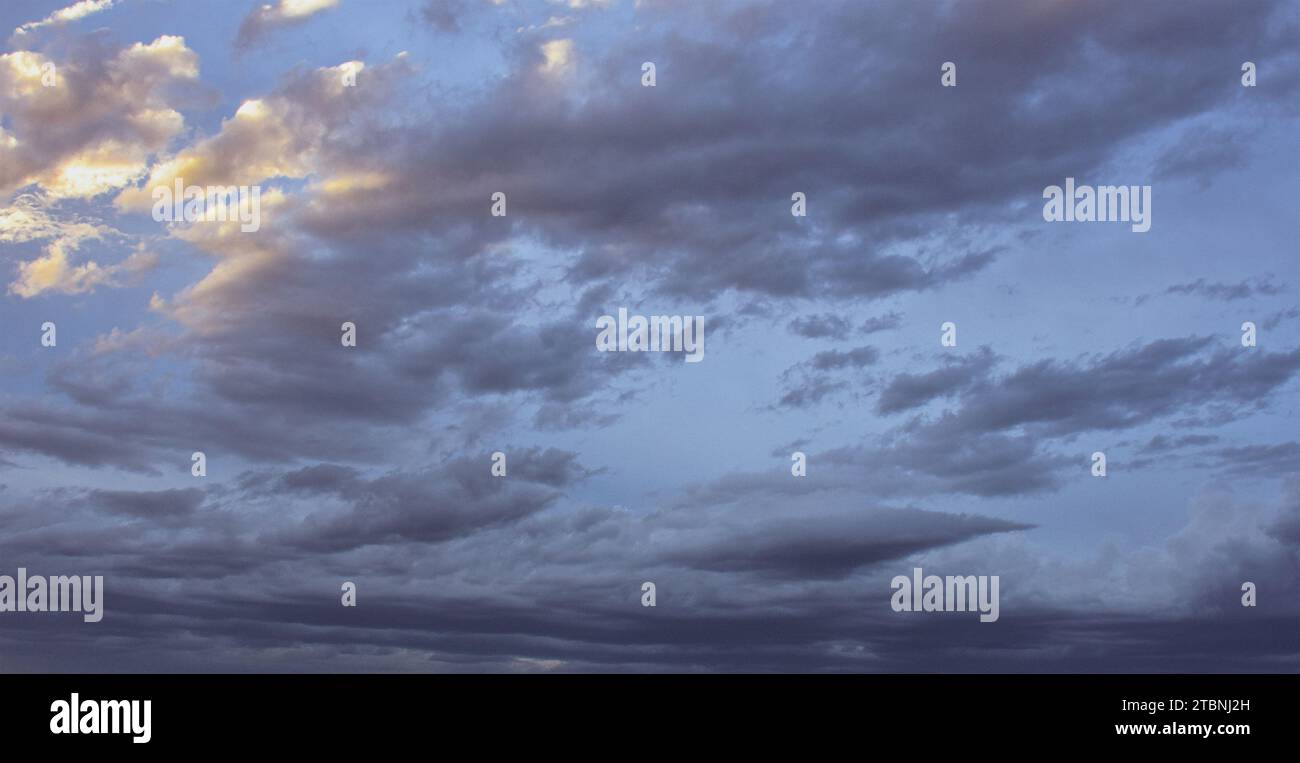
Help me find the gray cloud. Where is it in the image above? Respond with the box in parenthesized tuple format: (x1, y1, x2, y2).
(787, 313, 852, 341)
(1163, 276, 1285, 301)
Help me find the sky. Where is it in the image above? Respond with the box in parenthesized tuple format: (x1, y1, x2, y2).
(0, 0, 1297, 672)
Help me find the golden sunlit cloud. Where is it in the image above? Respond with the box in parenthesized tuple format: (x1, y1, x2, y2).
(0, 37, 198, 200)
(0, 194, 153, 298)
(539, 39, 575, 75)
(116, 57, 399, 217)
(41, 143, 153, 199)
(7, 232, 156, 298)
(310, 171, 391, 196)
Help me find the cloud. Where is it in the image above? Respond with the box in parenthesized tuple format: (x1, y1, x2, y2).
(322, 0, 1295, 311)
(787, 313, 852, 340)
(892, 337, 1300, 438)
(548, 0, 611, 9)
(420, 0, 466, 33)
(0, 456, 1038, 670)
(236, 0, 341, 50)
(773, 345, 879, 409)
(0, 37, 197, 199)
(859, 312, 903, 335)
(11, 0, 119, 40)
(114, 61, 372, 214)
(0, 194, 156, 297)
(1211, 442, 1300, 478)
(87, 487, 205, 519)
(263, 449, 592, 551)
(1, 0, 1298, 673)
(0, 36, 196, 292)
(877, 348, 997, 414)
(1163, 277, 1285, 301)
(663, 508, 1030, 579)
(4, 468, 1294, 671)
(786, 310, 906, 343)
(760, 332, 1300, 498)
(537, 38, 574, 75)
(1154, 124, 1255, 189)
(8, 237, 156, 297)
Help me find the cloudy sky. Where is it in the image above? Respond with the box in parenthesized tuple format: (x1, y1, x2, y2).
(0, 0, 1297, 672)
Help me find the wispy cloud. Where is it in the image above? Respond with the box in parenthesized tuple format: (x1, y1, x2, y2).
(12, 0, 119, 39)
(236, 0, 341, 50)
